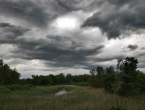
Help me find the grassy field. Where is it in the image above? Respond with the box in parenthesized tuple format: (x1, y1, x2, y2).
(0, 85, 145, 110)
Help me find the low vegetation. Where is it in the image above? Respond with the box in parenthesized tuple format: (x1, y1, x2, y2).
(0, 85, 145, 110)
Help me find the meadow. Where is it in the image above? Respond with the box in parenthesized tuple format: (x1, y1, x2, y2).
(0, 85, 145, 110)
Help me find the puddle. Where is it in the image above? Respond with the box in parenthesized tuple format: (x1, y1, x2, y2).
(55, 90, 67, 96)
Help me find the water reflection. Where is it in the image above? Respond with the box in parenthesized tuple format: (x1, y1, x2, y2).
(55, 90, 67, 96)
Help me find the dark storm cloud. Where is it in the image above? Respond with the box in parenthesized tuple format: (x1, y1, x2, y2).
(0, 22, 30, 36)
(46, 35, 71, 42)
(82, 0, 145, 39)
(51, 0, 102, 14)
(0, 22, 30, 43)
(54, 0, 98, 12)
(0, 23, 14, 28)
(0, 22, 105, 69)
(1, 33, 104, 68)
(0, 0, 55, 28)
(127, 44, 138, 51)
(105, 0, 132, 6)
(55, 0, 79, 12)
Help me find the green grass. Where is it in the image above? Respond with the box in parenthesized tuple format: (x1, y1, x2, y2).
(0, 85, 145, 110)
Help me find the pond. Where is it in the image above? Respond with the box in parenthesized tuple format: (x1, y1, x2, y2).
(55, 90, 67, 96)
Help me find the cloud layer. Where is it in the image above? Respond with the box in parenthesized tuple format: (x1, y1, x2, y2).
(82, 0, 145, 39)
(0, 0, 145, 78)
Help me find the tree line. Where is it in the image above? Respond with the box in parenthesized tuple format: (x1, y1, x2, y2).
(0, 57, 145, 96)
(19, 73, 90, 86)
(89, 57, 145, 95)
(0, 59, 90, 86)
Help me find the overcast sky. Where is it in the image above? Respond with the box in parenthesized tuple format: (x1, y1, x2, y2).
(0, 0, 145, 78)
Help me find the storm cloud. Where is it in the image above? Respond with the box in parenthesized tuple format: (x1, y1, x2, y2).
(127, 44, 138, 51)
(0, 22, 30, 43)
(0, 0, 56, 28)
(82, 0, 145, 39)
(9, 35, 105, 68)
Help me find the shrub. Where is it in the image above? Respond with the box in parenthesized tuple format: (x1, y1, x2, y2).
(19, 85, 32, 90)
(75, 82, 89, 86)
(6, 84, 34, 91)
(0, 86, 11, 93)
(7, 84, 21, 91)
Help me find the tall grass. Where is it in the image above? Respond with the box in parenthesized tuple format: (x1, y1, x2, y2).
(0, 85, 145, 110)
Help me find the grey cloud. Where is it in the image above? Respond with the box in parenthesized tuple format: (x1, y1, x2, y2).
(0, 33, 104, 68)
(0, 22, 31, 35)
(0, 0, 55, 28)
(0, 22, 30, 44)
(50, 0, 101, 14)
(141, 47, 145, 50)
(106, 0, 132, 6)
(0, 0, 104, 29)
(82, 0, 145, 39)
(46, 35, 71, 42)
(0, 22, 105, 69)
(0, 23, 14, 28)
(0, 21, 105, 69)
(55, 0, 79, 12)
(84, 55, 126, 70)
(127, 44, 138, 51)
(54, 0, 96, 12)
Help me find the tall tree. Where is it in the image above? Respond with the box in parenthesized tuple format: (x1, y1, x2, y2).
(116, 57, 139, 95)
(96, 66, 104, 88)
(103, 66, 116, 93)
(0, 59, 3, 66)
(0, 60, 21, 85)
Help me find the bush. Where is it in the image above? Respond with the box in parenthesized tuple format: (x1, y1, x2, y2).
(0, 86, 11, 93)
(7, 84, 21, 91)
(19, 85, 32, 90)
(75, 82, 89, 86)
(6, 84, 34, 91)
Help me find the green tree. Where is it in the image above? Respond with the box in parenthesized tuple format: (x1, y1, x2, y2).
(116, 57, 139, 95)
(0, 59, 3, 66)
(103, 66, 116, 93)
(96, 66, 104, 88)
(66, 74, 73, 84)
(0, 60, 21, 85)
(89, 69, 97, 87)
(56, 73, 66, 84)
(10, 68, 21, 84)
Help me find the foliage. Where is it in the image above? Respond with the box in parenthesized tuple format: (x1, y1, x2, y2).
(116, 57, 140, 95)
(75, 81, 90, 86)
(89, 67, 104, 88)
(0, 59, 21, 85)
(137, 73, 145, 91)
(0, 86, 11, 93)
(29, 73, 91, 86)
(103, 66, 116, 93)
(6, 84, 34, 91)
(89, 57, 145, 96)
